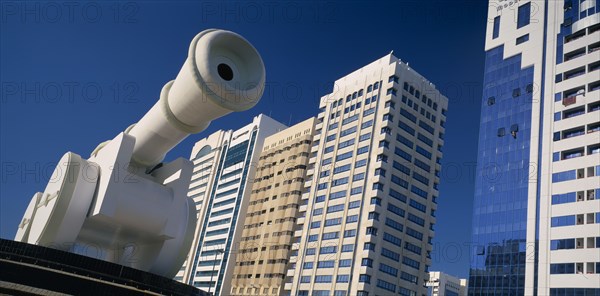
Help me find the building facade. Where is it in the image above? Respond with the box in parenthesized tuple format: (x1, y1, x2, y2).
(470, 1, 600, 295)
(176, 114, 287, 295)
(230, 118, 317, 296)
(284, 54, 448, 296)
(426, 271, 467, 296)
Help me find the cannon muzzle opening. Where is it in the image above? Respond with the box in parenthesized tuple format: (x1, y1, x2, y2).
(125, 29, 265, 167)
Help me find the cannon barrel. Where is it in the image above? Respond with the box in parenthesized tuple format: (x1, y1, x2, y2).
(127, 29, 265, 167)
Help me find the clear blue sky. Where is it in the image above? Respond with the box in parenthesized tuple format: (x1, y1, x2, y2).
(0, 0, 487, 278)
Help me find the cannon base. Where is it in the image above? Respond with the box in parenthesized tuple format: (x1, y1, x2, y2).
(16, 132, 197, 278)
(0, 239, 207, 296)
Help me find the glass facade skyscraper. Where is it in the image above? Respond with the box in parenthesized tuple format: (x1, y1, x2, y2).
(470, 1, 600, 295)
(176, 114, 287, 295)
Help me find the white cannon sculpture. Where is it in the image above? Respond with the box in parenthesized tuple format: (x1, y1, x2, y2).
(15, 29, 265, 278)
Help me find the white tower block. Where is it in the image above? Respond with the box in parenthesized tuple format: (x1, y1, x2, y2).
(14, 29, 265, 278)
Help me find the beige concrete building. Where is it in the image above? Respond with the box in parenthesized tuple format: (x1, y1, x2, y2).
(285, 54, 448, 296)
(230, 118, 317, 296)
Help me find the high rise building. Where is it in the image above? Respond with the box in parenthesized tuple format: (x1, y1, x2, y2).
(230, 117, 317, 296)
(469, 1, 600, 295)
(426, 271, 468, 296)
(284, 54, 448, 296)
(176, 114, 287, 295)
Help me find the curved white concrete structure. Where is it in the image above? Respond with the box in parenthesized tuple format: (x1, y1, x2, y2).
(14, 29, 265, 279)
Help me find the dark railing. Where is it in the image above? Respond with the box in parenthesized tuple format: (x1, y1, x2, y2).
(0, 239, 206, 296)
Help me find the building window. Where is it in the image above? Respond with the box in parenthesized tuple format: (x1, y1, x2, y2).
(352, 173, 365, 182)
(510, 124, 519, 138)
(350, 187, 362, 195)
(516, 34, 529, 44)
(341, 244, 354, 252)
(339, 259, 352, 267)
(388, 203, 406, 218)
(331, 177, 349, 187)
(370, 197, 382, 205)
(402, 256, 420, 269)
(381, 248, 400, 262)
(327, 204, 344, 213)
(317, 260, 335, 268)
(517, 2, 531, 28)
(400, 272, 419, 285)
(361, 258, 373, 267)
(374, 168, 386, 177)
(313, 208, 323, 216)
(368, 211, 380, 221)
(314, 275, 332, 283)
(497, 127, 506, 137)
(358, 274, 371, 284)
(322, 232, 339, 240)
(348, 201, 361, 209)
(404, 242, 422, 255)
(315, 194, 327, 203)
(526, 83, 534, 93)
(359, 133, 371, 142)
(564, 0, 572, 10)
(379, 263, 399, 277)
(344, 229, 357, 237)
(357, 146, 369, 154)
(324, 217, 342, 227)
(366, 227, 378, 236)
(320, 246, 337, 254)
(512, 87, 521, 97)
(383, 232, 402, 246)
(346, 215, 359, 223)
(376, 279, 396, 292)
(550, 263, 575, 274)
(336, 275, 350, 283)
(492, 16, 500, 39)
(364, 242, 376, 251)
